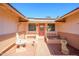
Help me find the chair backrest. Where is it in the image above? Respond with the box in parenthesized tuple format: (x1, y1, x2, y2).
(16, 33, 20, 40)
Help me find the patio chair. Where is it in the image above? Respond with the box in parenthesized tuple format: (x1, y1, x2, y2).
(16, 33, 26, 48)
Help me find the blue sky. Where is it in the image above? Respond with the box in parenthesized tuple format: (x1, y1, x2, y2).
(11, 3, 79, 18)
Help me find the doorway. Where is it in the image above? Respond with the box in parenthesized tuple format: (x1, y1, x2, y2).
(38, 24, 45, 36)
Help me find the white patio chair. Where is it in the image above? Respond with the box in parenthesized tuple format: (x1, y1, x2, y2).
(16, 33, 26, 47)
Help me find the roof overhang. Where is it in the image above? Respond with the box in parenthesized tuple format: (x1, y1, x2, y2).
(55, 8, 79, 22)
(28, 18, 56, 23)
(0, 3, 28, 22)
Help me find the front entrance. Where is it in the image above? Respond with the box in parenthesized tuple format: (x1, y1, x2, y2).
(38, 24, 45, 36)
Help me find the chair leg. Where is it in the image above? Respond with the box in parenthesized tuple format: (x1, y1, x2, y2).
(23, 44, 25, 47)
(17, 45, 20, 48)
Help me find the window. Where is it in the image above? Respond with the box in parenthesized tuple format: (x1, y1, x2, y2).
(39, 24, 44, 31)
(47, 24, 55, 31)
(28, 23, 36, 31)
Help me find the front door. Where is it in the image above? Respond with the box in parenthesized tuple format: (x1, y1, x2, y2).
(39, 24, 45, 36)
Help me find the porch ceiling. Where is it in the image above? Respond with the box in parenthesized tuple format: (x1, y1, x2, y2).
(28, 18, 56, 23)
(29, 20, 55, 23)
(19, 17, 28, 22)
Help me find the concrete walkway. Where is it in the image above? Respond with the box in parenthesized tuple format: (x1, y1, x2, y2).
(2, 37, 51, 56)
(35, 38, 51, 56)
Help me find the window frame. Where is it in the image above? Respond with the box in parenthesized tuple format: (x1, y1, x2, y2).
(28, 23, 36, 32)
(47, 23, 55, 32)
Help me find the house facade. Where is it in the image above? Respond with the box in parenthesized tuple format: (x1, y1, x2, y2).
(25, 18, 56, 37)
(0, 3, 79, 55)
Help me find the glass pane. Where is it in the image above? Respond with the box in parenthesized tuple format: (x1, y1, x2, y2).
(29, 23, 36, 31)
(47, 24, 55, 31)
(40, 25, 44, 31)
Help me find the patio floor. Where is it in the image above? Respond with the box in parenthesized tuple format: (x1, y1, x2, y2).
(2, 37, 79, 56)
(2, 37, 51, 56)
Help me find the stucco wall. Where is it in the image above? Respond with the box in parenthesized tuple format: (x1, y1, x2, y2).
(18, 22, 27, 39)
(56, 12, 79, 49)
(56, 13, 79, 34)
(18, 22, 26, 32)
(0, 7, 18, 35)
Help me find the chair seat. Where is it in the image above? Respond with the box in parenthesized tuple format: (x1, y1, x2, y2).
(16, 39, 26, 45)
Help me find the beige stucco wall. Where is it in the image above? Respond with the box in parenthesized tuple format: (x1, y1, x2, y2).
(18, 22, 26, 32)
(0, 7, 18, 35)
(56, 13, 79, 34)
(55, 12, 79, 49)
(18, 22, 27, 39)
